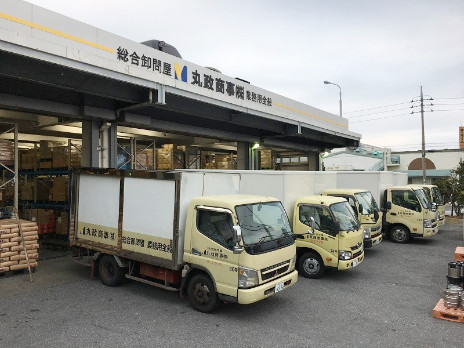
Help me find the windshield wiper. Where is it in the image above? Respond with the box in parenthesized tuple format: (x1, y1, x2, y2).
(259, 235, 274, 242)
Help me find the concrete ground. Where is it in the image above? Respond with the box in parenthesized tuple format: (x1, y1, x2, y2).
(0, 225, 463, 348)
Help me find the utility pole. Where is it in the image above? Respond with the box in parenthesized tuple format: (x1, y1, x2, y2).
(420, 86, 426, 184)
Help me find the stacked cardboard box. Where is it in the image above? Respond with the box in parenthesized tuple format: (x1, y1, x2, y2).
(260, 150, 273, 169)
(39, 140, 53, 169)
(215, 154, 235, 170)
(51, 176, 68, 201)
(55, 212, 69, 235)
(19, 180, 51, 201)
(0, 140, 14, 166)
(26, 209, 54, 234)
(20, 149, 39, 170)
(0, 219, 39, 273)
(20, 182, 34, 201)
(156, 144, 174, 170)
(52, 146, 81, 168)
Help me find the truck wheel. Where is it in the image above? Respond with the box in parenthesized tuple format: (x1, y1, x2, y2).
(99, 255, 125, 287)
(390, 225, 410, 243)
(298, 252, 325, 278)
(187, 274, 218, 313)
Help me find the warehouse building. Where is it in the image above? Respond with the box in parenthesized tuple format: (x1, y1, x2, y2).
(0, 0, 360, 249)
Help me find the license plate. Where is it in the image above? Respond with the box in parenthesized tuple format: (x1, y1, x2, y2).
(353, 259, 359, 267)
(275, 282, 284, 293)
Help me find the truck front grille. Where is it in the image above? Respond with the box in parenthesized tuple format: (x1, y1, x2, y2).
(261, 261, 290, 281)
(353, 250, 363, 258)
(351, 242, 362, 251)
(371, 225, 381, 232)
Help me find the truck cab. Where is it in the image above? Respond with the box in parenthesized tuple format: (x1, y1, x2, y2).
(411, 184, 445, 227)
(383, 185, 439, 243)
(292, 196, 364, 278)
(323, 189, 382, 248)
(183, 195, 298, 311)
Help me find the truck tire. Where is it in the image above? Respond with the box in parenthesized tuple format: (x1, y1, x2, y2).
(187, 274, 218, 313)
(99, 255, 125, 287)
(298, 252, 325, 278)
(390, 225, 410, 243)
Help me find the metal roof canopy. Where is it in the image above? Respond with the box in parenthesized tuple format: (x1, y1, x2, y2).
(0, 0, 360, 153)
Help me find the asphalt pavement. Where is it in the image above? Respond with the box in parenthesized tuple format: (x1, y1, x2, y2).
(0, 224, 463, 348)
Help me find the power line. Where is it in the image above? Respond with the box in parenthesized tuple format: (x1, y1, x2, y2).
(350, 112, 413, 123)
(348, 106, 413, 118)
(344, 101, 411, 114)
(433, 97, 464, 100)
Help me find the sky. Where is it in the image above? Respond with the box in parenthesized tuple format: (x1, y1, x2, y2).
(25, 0, 464, 151)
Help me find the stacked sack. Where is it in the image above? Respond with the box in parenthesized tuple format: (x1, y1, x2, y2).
(0, 219, 39, 273)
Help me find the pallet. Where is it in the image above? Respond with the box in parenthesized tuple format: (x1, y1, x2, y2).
(0, 267, 36, 278)
(455, 246, 464, 262)
(433, 298, 464, 324)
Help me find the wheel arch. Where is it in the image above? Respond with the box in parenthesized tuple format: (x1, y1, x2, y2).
(389, 223, 410, 235)
(182, 265, 217, 293)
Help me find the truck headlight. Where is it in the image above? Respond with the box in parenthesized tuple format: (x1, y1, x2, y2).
(423, 219, 433, 228)
(238, 266, 259, 289)
(338, 250, 352, 260)
(363, 227, 371, 239)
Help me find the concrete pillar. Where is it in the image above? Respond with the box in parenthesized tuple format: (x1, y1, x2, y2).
(81, 120, 117, 168)
(237, 142, 251, 170)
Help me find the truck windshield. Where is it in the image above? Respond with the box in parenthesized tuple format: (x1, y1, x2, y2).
(414, 189, 431, 210)
(354, 191, 378, 215)
(431, 186, 444, 205)
(236, 202, 292, 245)
(330, 201, 360, 232)
(422, 187, 432, 204)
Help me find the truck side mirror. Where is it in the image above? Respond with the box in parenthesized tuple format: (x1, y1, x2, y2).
(308, 217, 315, 234)
(232, 225, 244, 254)
(374, 209, 379, 221)
(333, 221, 340, 235)
(385, 202, 391, 210)
(233, 225, 242, 243)
(357, 203, 363, 214)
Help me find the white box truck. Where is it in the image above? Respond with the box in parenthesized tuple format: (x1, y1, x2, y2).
(70, 169, 298, 312)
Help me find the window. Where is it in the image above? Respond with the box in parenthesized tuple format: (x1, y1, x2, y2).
(391, 190, 421, 212)
(299, 205, 335, 236)
(197, 210, 235, 250)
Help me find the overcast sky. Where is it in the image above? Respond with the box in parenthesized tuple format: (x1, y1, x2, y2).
(25, 0, 464, 151)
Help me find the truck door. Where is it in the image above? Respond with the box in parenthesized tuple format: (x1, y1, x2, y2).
(189, 208, 240, 298)
(297, 204, 339, 268)
(389, 190, 423, 234)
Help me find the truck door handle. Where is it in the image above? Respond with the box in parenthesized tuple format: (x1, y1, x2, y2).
(192, 248, 202, 256)
(390, 213, 397, 216)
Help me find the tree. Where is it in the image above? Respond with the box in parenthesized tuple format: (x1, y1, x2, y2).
(437, 160, 464, 216)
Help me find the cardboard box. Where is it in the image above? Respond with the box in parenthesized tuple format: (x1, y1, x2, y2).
(51, 176, 68, 201)
(56, 212, 69, 235)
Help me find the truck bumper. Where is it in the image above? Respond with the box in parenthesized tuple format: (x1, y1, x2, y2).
(423, 226, 439, 237)
(237, 270, 298, 305)
(338, 251, 364, 270)
(364, 234, 382, 248)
